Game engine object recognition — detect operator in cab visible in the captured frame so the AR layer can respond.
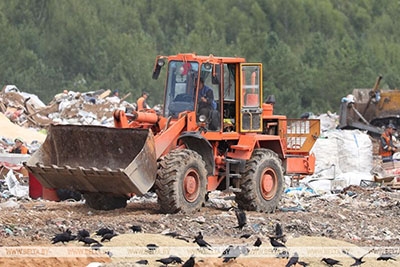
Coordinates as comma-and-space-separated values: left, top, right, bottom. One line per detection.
379, 123, 398, 162
197, 77, 219, 130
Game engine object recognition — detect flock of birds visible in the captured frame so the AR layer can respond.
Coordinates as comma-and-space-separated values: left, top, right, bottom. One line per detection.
50, 208, 398, 266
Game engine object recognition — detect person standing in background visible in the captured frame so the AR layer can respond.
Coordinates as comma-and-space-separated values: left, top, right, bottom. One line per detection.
137, 91, 150, 111
10, 138, 29, 154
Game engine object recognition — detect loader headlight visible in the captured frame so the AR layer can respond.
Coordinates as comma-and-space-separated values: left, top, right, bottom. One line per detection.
157, 58, 165, 67
203, 62, 212, 70
199, 114, 206, 122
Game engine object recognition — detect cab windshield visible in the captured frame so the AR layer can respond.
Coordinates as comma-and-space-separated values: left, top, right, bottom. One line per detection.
164, 61, 199, 117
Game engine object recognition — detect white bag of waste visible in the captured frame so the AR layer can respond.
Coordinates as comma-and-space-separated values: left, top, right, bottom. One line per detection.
4, 169, 28, 198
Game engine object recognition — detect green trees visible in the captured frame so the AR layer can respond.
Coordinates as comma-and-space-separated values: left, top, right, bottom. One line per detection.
0, 0, 398, 117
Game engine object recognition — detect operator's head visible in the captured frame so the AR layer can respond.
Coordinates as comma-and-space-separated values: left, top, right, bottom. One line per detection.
142, 91, 149, 98
14, 138, 23, 147
386, 123, 396, 133
198, 77, 205, 89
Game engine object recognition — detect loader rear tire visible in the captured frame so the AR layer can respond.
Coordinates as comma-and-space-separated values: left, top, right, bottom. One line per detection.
155, 149, 207, 214
84, 193, 128, 210
235, 148, 284, 213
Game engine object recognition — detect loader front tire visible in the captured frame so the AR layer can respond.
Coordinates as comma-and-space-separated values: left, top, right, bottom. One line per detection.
155, 149, 207, 214
235, 148, 284, 213
84, 193, 128, 210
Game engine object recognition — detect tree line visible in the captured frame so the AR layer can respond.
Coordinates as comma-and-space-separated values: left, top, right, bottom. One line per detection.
0, 0, 399, 117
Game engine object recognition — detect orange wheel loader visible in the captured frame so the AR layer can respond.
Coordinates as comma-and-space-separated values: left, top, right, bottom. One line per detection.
25, 53, 320, 213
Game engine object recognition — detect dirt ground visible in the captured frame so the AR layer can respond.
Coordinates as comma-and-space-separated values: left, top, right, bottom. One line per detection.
0, 186, 400, 267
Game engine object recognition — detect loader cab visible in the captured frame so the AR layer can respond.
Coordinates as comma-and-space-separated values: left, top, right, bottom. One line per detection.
163, 60, 198, 118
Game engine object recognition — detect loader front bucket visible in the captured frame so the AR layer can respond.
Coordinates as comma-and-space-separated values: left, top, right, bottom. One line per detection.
25, 124, 157, 197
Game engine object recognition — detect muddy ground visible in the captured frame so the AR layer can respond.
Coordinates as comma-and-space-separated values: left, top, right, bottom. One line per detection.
0, 186, 400, 267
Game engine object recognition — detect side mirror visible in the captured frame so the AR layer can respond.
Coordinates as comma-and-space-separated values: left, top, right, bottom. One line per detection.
152, 58, 165, 80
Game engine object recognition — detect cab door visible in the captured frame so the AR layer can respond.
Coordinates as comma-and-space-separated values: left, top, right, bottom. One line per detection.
239, 64, 263, 132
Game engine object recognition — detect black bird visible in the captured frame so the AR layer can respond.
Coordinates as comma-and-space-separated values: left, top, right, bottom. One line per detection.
342, 249, 372, 266
286, 252, 299, 267
77, 229, 90, 238
95, 227, 113, 237
156, 257, 175, 266
377, 254, 397, 261
135, 259, 149, 265
146, 243, 159, 251
275, 222, 283, 237
269, 222, 286, 243
269, 236, 286, 250
168, 255, 183, 264
51, 229, 73, 245
182, 255, 195, 267
240, 233, 252, 239
233, 208, 247, 230
298, 261, 310, 266
130, 225, 142, 233
101, 232, 118, 242
321, 257, 342, 266
176, 236, 190, 243
193, 236, 212, 250
78, 236, 100, 246
164, 231, 180, 238
253, 237, 262, 247
195, 231, 203, 240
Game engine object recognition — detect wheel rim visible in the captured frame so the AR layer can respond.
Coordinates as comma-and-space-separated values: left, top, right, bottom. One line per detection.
183, 169, 200, 202
260, 167, 278, 200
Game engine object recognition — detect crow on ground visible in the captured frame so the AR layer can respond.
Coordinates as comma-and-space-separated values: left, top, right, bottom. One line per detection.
163, 231, 190, 242
130, 225, 142, 233
298, 261, 310, 266
269, 236, 286, 250
233, 208, 247, 230
95, 227, 113, 237
168, 255, 183, 264
342, 249, 372, 266
321, 257, 342, 266
156, 257, 175, 266
195, 231, 203, 240
377, 254, 397, 261
164, 231, 180, 238
51, 229, 74, 245
286, 252, 299, 267
182, 255, 195, 267
78, 236, 100, 246
135, 259, 149, 265
253, 237, 262, 247
176, 236, 190, 243
275, 222, 283, 237
77, 229, 90, 238
193, 236, 212, 250
101, 232, 118, 242
240, 233, 251, 239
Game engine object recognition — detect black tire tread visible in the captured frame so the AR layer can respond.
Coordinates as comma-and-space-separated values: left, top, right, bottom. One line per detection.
235, 148, 284, 212
155, 149, 207, 214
